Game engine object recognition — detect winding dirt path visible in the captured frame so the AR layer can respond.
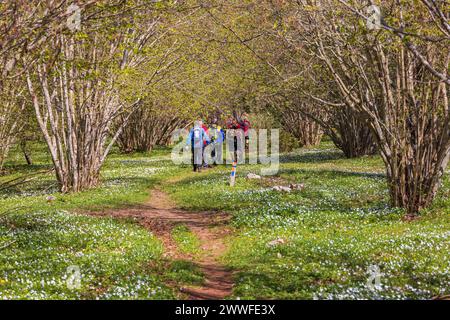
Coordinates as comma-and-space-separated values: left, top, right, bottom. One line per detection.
90, 188, 234, 300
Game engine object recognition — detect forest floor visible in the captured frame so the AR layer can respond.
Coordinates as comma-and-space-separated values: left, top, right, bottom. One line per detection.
89, 187, 234, 299
0, 141, 449, 299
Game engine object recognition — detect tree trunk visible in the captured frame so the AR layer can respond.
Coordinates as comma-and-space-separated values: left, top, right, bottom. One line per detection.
281, 106, 323, 147
117, 104, 188, 153
20, 140, 33, 165
327, 107, 378, 158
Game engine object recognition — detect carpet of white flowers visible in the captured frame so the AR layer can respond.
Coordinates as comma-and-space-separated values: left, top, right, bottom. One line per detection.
1, 142, 449, 300
0, 147, 184, 299
165, 145, 450, 300
0, 210, 171, 299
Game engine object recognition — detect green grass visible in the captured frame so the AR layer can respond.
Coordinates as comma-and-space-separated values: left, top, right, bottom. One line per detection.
164, 260, 204, 286
1, 141, 449, 300
0, 144, 195, 299
0, 210, 167, 299
171, 225, 201, 256
164, 143, 450, 300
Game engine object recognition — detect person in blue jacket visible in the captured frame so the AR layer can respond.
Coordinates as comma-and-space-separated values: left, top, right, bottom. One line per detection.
186, 120, 210, 172
209, 119, 225, 165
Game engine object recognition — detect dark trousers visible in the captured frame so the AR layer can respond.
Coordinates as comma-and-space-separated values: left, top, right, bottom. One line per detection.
192, 146, 202, 171
234, 137, 238, 162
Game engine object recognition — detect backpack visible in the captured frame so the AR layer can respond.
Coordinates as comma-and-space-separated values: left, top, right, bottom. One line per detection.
192, 127, 202, 148
210, 127, 218, 141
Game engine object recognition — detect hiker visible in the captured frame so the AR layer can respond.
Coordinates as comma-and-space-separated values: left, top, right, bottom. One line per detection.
225, 116, 235, 131
225, 116, 244, 163
239, 113, 251, 148
201, 120, 211, 168
186, 120, 210, 172
209, 118, 225, 165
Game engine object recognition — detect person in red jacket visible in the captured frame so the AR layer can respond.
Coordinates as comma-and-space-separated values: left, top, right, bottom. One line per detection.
239, 113, 251, 148
202, 121, 209, 146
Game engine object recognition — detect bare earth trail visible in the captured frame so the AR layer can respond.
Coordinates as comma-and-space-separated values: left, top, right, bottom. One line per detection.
90, 185, 234, 300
